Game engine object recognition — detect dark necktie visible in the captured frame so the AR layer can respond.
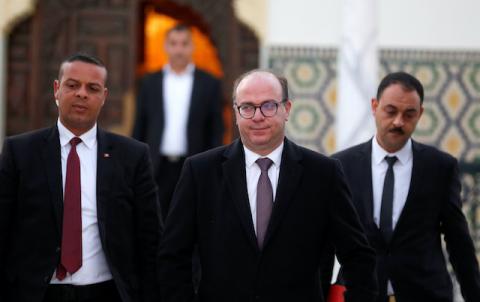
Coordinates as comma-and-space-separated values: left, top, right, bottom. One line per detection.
256, 157, 273, 250
57, 137, 83, 280
380, 155, 397, 244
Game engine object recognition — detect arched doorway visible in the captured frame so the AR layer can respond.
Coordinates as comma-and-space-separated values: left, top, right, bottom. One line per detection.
5, 0, 259, 140
140, 4, 223, 77
137, 0, 233, 142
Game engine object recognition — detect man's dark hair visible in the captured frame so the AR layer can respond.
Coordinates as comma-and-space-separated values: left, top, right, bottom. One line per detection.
232, 69, 289, 103
58, 52, 107, 82
166, 23, 192, 37
376, 71, 424, 104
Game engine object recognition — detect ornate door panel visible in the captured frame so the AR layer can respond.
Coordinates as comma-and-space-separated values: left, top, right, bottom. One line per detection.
7, 0, 137, 135
7, 0, 258, 137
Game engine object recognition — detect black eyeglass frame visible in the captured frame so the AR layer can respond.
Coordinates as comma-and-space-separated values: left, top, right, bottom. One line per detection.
234, 100, 287, 119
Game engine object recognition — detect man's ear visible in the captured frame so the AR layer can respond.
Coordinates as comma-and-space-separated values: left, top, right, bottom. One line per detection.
371, 98, 379, 114
53, 79, 60, 99
284, 100, 292, 120
102, 88, 108, 106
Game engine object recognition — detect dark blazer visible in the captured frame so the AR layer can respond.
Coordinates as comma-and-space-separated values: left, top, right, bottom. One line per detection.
132, 68, 224, 166
0, 126, 161, 302
333, 139, 480, 302
158, 138, 377, 302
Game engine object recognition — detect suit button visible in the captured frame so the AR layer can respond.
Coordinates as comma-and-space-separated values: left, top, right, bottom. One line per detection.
56, 246, 61, 252
44, 275, 50, 283
255, 295, 260, 301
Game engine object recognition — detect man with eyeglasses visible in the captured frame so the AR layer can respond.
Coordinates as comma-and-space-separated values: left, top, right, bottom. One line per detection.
158, 69, 377, 302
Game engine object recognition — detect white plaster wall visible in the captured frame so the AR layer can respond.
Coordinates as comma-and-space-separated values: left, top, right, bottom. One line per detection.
266, 0, 480, 49
267, 0, 341, 47
234, 0, 267, 43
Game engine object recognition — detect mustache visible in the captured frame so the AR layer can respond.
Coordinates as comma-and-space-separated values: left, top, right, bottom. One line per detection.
389, 127, 404, 134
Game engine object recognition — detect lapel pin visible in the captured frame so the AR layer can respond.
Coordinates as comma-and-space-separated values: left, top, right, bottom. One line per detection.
103, 153, 110, 158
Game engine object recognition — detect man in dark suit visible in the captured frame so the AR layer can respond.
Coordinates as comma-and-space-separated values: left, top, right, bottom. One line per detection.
158, 70, 377, 302
333, 71, 480, 302
0, 53, 161, 302
132, 23, 224, 218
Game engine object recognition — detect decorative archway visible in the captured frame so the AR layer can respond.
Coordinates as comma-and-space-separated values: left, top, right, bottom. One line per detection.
5, 0, 259, 139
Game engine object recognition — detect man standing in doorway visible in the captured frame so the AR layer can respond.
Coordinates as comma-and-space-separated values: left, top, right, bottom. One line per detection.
132, 23, 224, 219
333, 71, 480, 302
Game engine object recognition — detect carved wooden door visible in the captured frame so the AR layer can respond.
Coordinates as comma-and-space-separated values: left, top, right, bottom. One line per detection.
7, 0, 137, 135
6, 0, 258, 137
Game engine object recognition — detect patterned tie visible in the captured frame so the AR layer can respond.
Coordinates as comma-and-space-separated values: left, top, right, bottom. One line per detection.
57, 137, 82, 280
380, 156, 398, 244
256, 157, 274, 249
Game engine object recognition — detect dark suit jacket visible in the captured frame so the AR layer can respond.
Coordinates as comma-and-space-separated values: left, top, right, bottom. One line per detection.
132, 68, 224, 167
333, 139, 480, 302
0, 126, 161, 302
158, 138, 377, 302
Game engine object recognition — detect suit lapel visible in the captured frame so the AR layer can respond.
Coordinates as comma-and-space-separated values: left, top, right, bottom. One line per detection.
155, 71, 165, 137
186, 70, 201, 147
41, 126, 64, 235
222, 140, 259, 252
96, 128, 114, 238
391, 140, 425, 242
359, 141, 377, 229
263, 139, 303, 249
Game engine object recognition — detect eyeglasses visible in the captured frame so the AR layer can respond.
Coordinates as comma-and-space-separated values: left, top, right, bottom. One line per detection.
235, 100, 284, 119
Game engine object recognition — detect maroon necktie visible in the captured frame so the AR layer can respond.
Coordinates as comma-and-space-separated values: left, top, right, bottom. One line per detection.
256, 157, 273, 249
57, 137, 82, 280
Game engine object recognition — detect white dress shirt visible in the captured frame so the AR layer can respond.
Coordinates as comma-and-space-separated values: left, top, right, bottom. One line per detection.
160, 63, 195, 156
244, 143, 283, 234
371, 136, 413, 294
51, 120, 112, 285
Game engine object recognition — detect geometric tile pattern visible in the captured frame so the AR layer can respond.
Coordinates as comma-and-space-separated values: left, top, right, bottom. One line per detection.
381, 50, 480, 162
267, 47, 480, 300
268, 47, 480, 163
268, 47, 337, 154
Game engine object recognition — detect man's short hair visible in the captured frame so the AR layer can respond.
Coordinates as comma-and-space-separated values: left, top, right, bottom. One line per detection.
376, 71, 424, 104
166, 23, 192, 37
232, 69, 289, 103
58, 53, 107, 82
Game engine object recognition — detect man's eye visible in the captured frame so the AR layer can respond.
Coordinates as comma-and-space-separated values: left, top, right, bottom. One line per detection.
405, 112, 416, 119
262, 102, 276, 110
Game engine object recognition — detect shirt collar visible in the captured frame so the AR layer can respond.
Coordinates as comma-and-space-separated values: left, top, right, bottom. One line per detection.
244, 142, 284, 169
163, 63, 195, 76
372, 136, 412, 166
57, 119, 97, 149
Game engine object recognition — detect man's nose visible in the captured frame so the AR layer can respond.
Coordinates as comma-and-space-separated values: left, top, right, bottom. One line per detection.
252, 107, 265, 121
393, 114, 404, 127
75, 85, 88, 99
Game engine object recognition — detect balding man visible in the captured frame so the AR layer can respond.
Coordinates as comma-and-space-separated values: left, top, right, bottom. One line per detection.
158, 70, 377, 302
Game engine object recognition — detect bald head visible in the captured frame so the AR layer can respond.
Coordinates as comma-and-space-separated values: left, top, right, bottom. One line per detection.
232, 70, 289, 104
232, 69, 292, 156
